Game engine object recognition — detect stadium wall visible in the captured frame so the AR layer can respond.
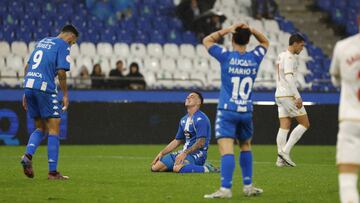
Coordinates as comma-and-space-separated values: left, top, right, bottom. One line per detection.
0, 101, 338, 146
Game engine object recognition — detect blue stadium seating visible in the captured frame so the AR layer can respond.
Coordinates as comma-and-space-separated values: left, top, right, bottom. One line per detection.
0, 0, 199, 45
317, 0, 359, 36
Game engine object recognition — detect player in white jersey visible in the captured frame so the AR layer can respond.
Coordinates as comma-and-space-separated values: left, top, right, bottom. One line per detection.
330, 12, 360, 203
275, 33, 310, 167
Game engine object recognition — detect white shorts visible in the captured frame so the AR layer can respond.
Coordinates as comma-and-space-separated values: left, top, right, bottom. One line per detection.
336, 121, 360, 165
275, 97, 307, 118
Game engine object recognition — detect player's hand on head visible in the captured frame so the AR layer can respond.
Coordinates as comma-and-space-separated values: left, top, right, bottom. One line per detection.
22, 94, 27, 111
62, 95, 69, 111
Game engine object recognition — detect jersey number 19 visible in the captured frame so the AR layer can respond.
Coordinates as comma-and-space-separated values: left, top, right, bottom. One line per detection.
231, 76, 253, 100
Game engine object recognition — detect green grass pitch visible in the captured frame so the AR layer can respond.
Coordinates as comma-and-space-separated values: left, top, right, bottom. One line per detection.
0, 145, 339, 202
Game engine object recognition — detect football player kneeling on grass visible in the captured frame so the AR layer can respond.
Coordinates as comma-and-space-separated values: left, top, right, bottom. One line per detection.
151, 91, 219, 173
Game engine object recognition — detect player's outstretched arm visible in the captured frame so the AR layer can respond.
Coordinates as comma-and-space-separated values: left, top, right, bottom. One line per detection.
151, 139, 183, 165
58, 70, 69, 111
250, 28, 269, 49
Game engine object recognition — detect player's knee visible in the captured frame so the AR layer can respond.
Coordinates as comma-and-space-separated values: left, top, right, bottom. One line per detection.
300, 122, 310, 129
151, 165, 160, 172
240, 140, 251, 151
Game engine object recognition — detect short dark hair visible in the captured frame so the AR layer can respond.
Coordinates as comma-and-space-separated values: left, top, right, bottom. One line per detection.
289, 33, 305, 45
61, 24, 79, 37
192, 91, 204, 105
130, 62, 139, 69
116, 60, 123, 65
232, 27, 252, 45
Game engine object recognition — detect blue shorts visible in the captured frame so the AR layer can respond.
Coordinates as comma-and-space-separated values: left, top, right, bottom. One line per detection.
25, 88, 61, 119
215, 109, 253, 141
160, 151, 206, 171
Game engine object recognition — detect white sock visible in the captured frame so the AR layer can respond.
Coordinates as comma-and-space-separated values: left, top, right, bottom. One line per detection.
284, 125, 307, 154
339, 173, 359, 203
204, 166, 209, 173
276, 128, 289, 153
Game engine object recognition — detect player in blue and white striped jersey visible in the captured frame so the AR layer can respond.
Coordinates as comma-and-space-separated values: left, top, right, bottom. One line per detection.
151, 92, 218, 173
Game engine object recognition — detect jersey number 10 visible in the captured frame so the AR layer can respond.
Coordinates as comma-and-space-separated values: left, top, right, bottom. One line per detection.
231, 76, 253, 100
31, 50, 43, 69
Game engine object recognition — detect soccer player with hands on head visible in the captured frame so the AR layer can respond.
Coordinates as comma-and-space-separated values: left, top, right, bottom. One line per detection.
202, 22, 269, 198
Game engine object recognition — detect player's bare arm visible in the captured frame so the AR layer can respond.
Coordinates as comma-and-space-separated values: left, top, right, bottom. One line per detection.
284, 73, 302, 108
58, 69, 68, 111
151, 139, 183, 165
175, 138, 206, 165
22, 64, 29, 111
202, 23, 244, 49
250, 27, 269, 49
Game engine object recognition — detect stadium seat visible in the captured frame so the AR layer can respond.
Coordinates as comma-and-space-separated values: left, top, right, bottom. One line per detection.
99, 58, 111, 75
114, 43, 130, 58
174, 71, 190, 80
6, 54, 24, 72
144, 72, 156, 88
263, 20, 280, 34
0, 57, 6, 69
80, 42, 96, 57
75, 56, 93, 73
130, 43, 147, 58
163, 43, 179, 59
160, 58, 176, 73
97, 43, 113, 58
70, 44, 80, 58
177, 58, 193, 73
146, 43, 163, 58
0, 41, 10, 57
195, 44, 210, 59
190, 72, 207, 87
144, 57, 161, 72
156, 71, 173, 80
0, 68, 20, 87
192, 58, 209, 73
28, 41, 36, 53
179, 44, 196, 59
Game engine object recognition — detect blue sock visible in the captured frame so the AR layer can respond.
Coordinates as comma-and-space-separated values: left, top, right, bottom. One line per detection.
221, 154, 235, 189
240, 151, 253, 186
25, 129, 44, 156
179, 164, 205, 173
48, 135, 59, 172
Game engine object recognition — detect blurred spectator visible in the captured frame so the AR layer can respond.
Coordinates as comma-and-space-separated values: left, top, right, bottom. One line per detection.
86, 0, 134, 22
251, 0, 278, 19
126, 62, 146, 90
76, 65, 91, 89
109, 60, 128, 89
91, 63, 106, 89
193, 10, 226, 42
176, 0, 216, 31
